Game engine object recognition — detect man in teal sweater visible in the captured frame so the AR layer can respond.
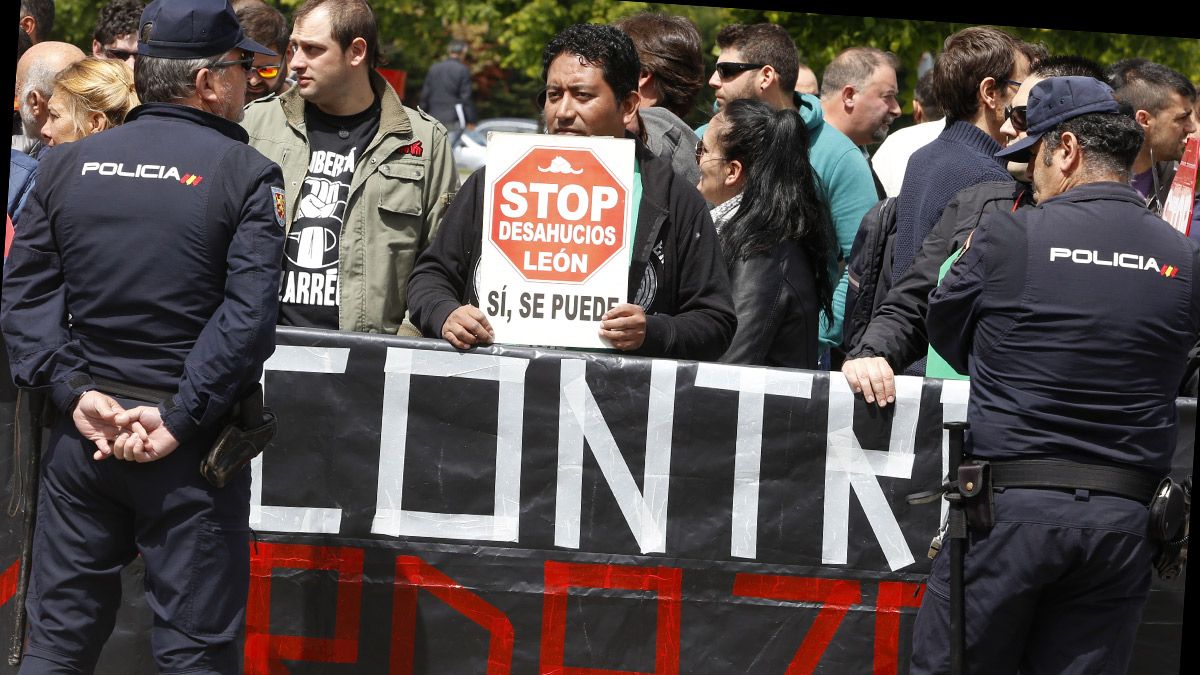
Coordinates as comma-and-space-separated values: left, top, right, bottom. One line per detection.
698, 23, 877, 358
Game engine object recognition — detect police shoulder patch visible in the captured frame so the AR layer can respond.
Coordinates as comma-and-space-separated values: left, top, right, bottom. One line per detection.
271, 187, 287, 228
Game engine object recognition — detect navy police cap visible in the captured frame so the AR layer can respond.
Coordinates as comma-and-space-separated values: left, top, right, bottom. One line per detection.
138, 0, 276, 59
996, 76, 1121, 162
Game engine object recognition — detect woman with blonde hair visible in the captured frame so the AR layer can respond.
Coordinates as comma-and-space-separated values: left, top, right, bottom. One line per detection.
41, 57, 139, 147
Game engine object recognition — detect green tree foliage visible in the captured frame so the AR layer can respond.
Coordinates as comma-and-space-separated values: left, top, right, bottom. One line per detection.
46, 1, 1199, 122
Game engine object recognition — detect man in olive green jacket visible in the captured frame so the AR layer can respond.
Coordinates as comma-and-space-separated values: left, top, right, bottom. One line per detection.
241, 0, 458, 334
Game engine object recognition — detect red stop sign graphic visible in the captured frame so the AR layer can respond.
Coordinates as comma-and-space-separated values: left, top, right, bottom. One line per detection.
490, 147, 628, 283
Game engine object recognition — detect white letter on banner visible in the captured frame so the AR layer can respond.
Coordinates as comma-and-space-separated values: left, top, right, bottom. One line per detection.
254, 346, 351, 533
693, 363, 814, 559
555, 358, 676, 553
823, 376, 921, 571
940, 380, 971, 525
372, 348, 528, 542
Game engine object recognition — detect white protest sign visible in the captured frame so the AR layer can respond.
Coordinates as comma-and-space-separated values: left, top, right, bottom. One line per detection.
479, 133, 636, 349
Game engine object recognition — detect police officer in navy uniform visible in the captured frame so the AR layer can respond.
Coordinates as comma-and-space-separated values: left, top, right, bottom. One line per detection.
911, 76, 1200, 674
0, 0, 285, 671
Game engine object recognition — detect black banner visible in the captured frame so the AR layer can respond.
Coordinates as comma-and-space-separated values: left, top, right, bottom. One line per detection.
0, 327, 1191, 672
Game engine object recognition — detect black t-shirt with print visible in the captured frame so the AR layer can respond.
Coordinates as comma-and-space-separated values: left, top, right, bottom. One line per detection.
278, 98, 381, 328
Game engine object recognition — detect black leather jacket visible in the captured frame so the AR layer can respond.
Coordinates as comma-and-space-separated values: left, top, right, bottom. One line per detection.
720, 239, 821, 369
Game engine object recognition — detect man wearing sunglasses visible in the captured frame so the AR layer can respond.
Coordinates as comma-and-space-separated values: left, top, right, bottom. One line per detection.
236, 0, 293, 101
91, 0, 144, 70
700, 23, 878, 363
2, 0, 285, 670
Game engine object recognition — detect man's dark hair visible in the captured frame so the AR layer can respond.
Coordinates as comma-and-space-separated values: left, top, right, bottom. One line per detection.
1031, 55, 1106, 81
715, 23, 799, 94
236, 1, 290, 55
94, 0, 145, 47
1042, 112, 1144, 178
541, 23, 640, 101
17, 24, 33, 61
1017, 41, 1048, 66
20, 0, 54, 41
294, 0, 380, 70
613, 12, 704, 119
913, 70, 943, 120
819, 47, 899, 100
932, 26, 1021, 122
1108, 59, 1197, 114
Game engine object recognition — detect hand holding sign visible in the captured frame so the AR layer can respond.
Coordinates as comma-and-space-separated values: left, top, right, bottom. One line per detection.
599, 303, 646, 351
442, 304, 495, 349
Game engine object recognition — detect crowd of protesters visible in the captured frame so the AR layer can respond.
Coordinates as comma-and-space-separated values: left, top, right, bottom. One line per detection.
11, 1, 1199, 374
5, 0, 1200, 672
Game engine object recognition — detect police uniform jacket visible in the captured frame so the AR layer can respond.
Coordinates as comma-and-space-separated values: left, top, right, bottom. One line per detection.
927, 181, 1200, 474
1, 103, 286, 445
241, 70, 459, 334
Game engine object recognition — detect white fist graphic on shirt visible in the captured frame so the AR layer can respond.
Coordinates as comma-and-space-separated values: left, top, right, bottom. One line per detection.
298, 177, 349, 222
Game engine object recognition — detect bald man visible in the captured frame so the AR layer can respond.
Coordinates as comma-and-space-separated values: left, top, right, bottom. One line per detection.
14, 41, 86, 157
794, 64, 819, 95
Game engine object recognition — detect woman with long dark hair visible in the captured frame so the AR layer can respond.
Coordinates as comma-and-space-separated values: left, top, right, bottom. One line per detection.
696, 97, 835, 368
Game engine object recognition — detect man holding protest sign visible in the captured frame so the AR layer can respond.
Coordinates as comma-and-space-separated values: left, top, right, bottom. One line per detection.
407, 23, 735, 360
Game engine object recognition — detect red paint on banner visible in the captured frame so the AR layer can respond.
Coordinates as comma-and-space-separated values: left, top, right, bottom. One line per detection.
733, 574, 863, 674
390, 555, 514, 675
873, 582, 925, 675
540, 560, 682, 675
244, 543, 364, 674
0, 560, 18, 606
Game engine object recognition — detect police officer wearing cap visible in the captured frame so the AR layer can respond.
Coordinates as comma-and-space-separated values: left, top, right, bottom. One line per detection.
910, 76, 1200, 674
0, 0, 285, 671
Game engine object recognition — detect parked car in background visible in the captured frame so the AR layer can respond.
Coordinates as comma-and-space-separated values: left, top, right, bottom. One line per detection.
452, 117, 542, 174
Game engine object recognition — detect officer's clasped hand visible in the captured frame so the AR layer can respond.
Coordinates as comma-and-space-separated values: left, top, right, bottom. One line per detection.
71, 390, 147, 461
111, 406, 181, 462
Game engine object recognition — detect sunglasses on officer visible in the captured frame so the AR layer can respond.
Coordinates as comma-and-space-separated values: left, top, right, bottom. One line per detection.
714, 62, 766, 79
1005, 104, 1028, 133
207, 53, 256, 73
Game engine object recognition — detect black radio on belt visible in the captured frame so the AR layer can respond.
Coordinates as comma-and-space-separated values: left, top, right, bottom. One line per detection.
1149, 475, 1190, 580
200, 384, 277, 488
